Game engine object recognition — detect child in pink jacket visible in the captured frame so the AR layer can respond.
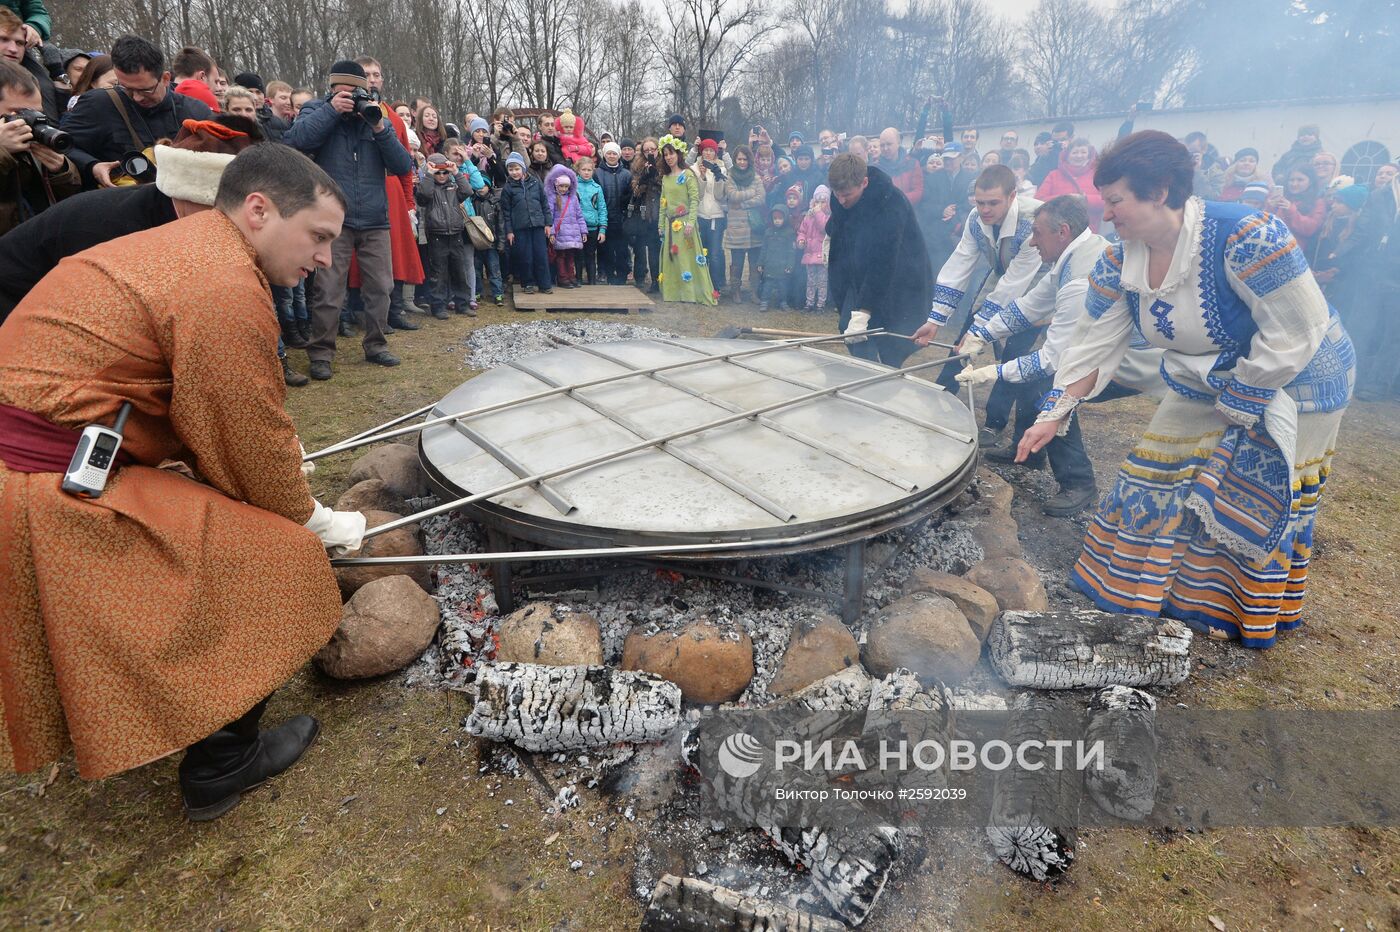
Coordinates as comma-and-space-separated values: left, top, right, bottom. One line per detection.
797, 184, 831, 310
546, 163, 588, 287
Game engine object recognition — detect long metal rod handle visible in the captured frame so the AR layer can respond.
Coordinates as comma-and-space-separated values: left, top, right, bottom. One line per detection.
302, 330, 887, 463
359, 351, 972, 542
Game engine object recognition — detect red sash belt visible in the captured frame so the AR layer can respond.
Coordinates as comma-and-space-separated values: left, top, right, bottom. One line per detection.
0, 403, 134, 473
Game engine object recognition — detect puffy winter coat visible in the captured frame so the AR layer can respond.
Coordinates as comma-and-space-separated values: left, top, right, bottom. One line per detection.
1036, 146, 1104, 231
500, 172, 551, 233
414, 173, 469, 236
472, 187, 507, 253
576, 176, 608, 232
758, 220, 797, 275
797, 209, 829, 265
596, 160, 632, 224
284, 97, 413, 231
545, 163, 588, 249
558, 113, 595, 163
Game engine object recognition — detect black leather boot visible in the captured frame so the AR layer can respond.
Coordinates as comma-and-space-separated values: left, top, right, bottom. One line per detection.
280, 317, 307, 349
179, 699, 320, 822
387, 311, 420, 331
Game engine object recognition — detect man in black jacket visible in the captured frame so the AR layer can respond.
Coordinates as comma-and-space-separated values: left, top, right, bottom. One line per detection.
62, 35, 213, 188
826, 154, 931, 367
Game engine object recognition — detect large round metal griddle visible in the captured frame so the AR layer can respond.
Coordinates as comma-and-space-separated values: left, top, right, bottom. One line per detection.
418, 337, 977, 558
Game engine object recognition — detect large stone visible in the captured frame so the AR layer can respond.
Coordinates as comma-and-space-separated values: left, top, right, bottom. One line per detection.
315, 574, 440, 678
495, 602, 604, 666
346, 443, 427, 500
976, 467, 1014, 513
863, 593, 981, 685
900, 568, 1001, 641
969, 514, 1022, 560
335, 509, 432, 598
335, 478, 409, 517
767, 613, 860, 697
622, 621, 755, 704
963, 557, 1049, 613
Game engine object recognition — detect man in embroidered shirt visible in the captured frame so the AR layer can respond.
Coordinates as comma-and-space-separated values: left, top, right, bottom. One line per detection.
953, 196, 1108, 514
912, 164, 1045, 442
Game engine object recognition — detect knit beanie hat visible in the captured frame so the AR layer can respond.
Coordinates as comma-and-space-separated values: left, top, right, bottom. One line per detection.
620, 137, 636, 150
469, 117, 489, 135
1334, 184, 1369, 211
942, 141, 963, 156
667, 113, 685, 128
602, 141, 621, 158
812, 184, 830, 205
1297, 123, 1320, 139
794, 144, 814, 160
786, 183, 803, 200
505, 151, 527, 169
1234, 147, 1259, 162
328, 60, 368, 90
426, 153, 450, 166
1240, 180, 1270, 203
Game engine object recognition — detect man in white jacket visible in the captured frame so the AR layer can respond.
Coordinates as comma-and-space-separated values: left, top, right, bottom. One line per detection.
954, 194, 1162, 515
912, 164, 1044, 442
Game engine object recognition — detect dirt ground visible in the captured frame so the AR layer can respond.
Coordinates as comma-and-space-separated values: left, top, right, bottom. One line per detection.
2, 295, 1398, 931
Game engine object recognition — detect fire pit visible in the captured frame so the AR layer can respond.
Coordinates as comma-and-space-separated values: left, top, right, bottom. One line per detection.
417, 336, 978, 620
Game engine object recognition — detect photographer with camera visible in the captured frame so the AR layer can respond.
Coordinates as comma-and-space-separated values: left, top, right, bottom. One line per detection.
283, 59, 412, 380
61, 35, 213, 189
0, 59, 77, 235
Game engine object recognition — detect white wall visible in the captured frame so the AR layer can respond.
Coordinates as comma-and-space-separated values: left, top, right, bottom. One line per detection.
938, 98, 1400, 181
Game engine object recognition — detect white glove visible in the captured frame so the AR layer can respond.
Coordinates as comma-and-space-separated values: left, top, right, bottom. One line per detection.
959, 331, 988, 357
844, 310, 871, 343
299, 440, 316, 477
408, 209, 419, 236
955, 364, 998, 386
304, 500, 368, 556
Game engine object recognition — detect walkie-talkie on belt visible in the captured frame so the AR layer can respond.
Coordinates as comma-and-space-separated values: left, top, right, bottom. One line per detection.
61, 402, 132, 499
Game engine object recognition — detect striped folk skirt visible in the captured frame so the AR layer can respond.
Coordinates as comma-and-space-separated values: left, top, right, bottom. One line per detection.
1073, 392, 1344, 649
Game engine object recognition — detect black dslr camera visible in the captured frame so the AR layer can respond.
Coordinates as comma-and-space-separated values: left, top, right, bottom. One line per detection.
4, 108, 72, 152
349, 87, 382, 124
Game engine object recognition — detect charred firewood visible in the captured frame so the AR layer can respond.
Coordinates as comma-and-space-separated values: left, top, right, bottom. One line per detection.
986, 691, 1085, 881
987, 609, 1192, 690
641, 874, 847, 931
1084, 685, 1158, 821
766, 824, 904, 927
463, 662, 681, 752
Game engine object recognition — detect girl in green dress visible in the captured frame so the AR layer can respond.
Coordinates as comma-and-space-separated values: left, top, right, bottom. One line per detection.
656, 143, 718, 305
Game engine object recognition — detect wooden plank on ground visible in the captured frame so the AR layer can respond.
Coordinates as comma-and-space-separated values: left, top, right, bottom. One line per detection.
510, 284, 654, 314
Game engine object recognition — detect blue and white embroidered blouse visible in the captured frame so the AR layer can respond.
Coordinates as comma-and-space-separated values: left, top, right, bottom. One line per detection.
1052, 197, 1354, 422
928, 194, 1045, 326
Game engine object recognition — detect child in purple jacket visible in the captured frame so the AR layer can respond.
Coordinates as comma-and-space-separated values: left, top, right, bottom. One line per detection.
546, 163, 588, 288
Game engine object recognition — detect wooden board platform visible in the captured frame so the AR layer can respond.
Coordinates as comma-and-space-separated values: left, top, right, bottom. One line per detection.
511, 284, 654, 314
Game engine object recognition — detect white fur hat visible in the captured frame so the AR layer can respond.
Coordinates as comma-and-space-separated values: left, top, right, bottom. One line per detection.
154, 144, 237, 206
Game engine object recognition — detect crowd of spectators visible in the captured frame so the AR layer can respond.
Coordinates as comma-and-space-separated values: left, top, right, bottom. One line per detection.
1, 6, 1396, 398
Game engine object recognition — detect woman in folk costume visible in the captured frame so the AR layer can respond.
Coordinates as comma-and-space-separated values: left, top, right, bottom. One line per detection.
656, 139, 717, 305
0, 145, 365, 819
1019, 131, 1354, 648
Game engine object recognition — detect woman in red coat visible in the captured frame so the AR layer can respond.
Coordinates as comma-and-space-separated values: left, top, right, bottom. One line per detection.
1035, 137, 1104, 231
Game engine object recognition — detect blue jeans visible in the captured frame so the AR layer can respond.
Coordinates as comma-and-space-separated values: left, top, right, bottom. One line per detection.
510, 228, 552, 288
273, 280, 308, 321
476, 247, 504, 297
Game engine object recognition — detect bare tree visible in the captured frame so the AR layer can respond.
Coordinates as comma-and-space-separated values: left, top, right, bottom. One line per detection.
1019, 0, 1108, 117
658, 0, 775, 123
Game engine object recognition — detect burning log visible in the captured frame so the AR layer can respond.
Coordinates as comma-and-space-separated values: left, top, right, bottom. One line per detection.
766, 824, 904, 927
986, 692, 1085, 881
463, 662, 681, 752
1084, 685, 1158, 821
641, 874, 847, 932
987, 609, 1192, 690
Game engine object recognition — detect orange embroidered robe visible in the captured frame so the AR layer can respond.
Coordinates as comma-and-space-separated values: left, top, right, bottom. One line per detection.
0, 210, 343, 779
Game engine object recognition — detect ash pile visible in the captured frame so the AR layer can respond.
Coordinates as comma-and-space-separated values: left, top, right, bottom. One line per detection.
464, 319, 678, 370
315, 326, 1197, 929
